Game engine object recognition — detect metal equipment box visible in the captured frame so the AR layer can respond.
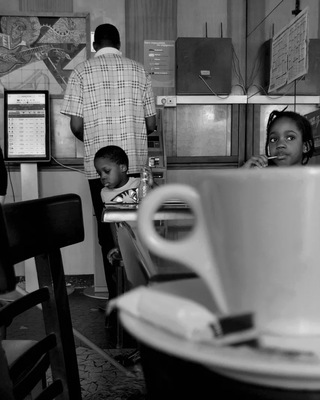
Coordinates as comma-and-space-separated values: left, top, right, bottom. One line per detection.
176, 37, 232, 95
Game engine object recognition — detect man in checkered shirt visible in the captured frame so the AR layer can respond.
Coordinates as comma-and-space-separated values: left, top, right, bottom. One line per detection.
61, 24, 156, 317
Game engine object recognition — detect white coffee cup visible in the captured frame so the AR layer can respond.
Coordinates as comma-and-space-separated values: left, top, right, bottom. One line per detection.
137, 167, 320, 351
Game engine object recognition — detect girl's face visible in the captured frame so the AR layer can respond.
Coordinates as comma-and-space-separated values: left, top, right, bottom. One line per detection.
267, 117, 305, 166
94, 157, 127, 189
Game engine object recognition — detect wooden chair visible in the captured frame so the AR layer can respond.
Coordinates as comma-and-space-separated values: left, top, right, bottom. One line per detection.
0, 193, 84, 400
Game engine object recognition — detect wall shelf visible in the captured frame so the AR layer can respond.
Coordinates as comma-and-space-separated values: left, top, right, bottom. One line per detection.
157, 95, 320, 106
247, 95, 320, 104
156, 95, 247, 106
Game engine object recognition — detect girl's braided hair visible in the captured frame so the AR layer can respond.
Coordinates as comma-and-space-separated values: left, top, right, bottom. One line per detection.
265, 109, 315, 165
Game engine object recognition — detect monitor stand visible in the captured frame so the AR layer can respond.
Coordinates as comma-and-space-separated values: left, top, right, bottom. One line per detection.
21, 163, 39, 293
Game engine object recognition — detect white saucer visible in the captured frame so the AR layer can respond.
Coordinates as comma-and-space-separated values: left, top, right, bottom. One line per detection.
118, 273, 320, 393
120, 310, 320, 390
260, 332, 320, 357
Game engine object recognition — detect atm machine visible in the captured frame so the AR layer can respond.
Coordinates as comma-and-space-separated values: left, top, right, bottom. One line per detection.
148, 108, 167, 185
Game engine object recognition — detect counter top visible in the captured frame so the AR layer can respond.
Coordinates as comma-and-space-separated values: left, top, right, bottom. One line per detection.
102, 201, 193, 223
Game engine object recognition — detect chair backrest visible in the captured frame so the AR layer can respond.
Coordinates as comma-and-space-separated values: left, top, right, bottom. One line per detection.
0, 206, 16, 295
115, 221, 196, 290
115, 222, 151, 289
0, 193, 84, 400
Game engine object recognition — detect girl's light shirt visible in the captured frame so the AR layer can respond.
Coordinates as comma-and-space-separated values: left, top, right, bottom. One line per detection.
101, 177, 140, 203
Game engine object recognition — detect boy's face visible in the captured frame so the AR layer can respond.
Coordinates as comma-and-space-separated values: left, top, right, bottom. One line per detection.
268, 117, 305, 166
94, 157, 128, 189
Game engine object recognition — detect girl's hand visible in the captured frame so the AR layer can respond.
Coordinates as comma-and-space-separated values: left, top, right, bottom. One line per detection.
242, 155, 269, 169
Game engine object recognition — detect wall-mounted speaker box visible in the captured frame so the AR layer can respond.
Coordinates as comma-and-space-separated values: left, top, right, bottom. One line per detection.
262, 38, 320, 95
176, 37, 232, 95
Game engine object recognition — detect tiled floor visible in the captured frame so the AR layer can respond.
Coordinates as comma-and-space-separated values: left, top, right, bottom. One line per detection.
5, 280, 147, 400
68, 288, 147, 400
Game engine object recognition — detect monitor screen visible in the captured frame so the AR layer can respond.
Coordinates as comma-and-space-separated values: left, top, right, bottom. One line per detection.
4, 90, 50, 162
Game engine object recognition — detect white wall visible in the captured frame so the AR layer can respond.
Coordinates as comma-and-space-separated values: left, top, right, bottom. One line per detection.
74, 0, 126, 54
0, 0, 20, 13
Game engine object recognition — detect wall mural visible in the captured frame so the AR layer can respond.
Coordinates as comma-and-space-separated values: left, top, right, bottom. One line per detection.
0, 15, 89, 95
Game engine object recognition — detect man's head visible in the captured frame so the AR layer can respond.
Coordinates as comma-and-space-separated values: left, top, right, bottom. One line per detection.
93, 24, 120, 52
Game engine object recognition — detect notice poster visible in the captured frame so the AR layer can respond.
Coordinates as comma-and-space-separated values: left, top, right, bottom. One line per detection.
269, 7, 308, 92
144, 40, 175, 88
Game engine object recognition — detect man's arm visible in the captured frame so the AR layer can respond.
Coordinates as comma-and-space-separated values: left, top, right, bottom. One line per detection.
145, 114, 157, 135
70, 115, 84, 142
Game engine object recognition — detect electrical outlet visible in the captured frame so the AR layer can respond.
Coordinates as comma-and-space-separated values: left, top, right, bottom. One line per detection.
166, 96, 176, 106
156, 96, 177, 107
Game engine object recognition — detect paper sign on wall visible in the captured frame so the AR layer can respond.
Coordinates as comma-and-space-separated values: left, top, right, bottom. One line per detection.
269, 7, 308, 93
144, 40, 175, 88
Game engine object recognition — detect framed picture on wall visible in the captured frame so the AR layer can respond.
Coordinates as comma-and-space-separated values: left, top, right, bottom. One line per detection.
0, 13, 90, 97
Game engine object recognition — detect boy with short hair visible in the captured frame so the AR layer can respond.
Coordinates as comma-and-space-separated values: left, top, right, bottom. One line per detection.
94, 145, 140, 204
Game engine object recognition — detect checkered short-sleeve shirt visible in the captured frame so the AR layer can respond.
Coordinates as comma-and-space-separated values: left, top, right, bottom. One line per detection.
61, 48, 156, 178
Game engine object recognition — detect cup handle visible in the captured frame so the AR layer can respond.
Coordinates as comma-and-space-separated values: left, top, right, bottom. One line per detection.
137, 184, 229, 314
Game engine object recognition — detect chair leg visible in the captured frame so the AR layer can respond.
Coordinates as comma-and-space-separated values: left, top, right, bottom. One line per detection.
115, 261, 124, 349
108, 248, 125, 349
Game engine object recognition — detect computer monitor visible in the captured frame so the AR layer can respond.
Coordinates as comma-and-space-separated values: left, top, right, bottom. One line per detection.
4, 90, 50, 162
